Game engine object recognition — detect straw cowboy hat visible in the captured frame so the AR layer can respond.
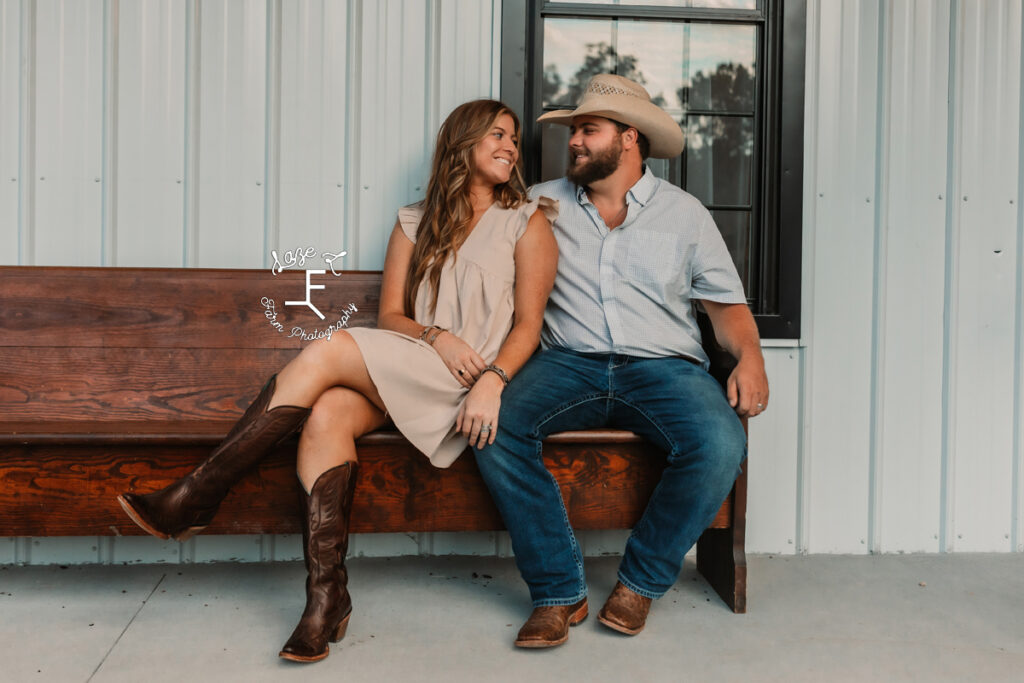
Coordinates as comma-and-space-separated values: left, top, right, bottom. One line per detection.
537, 74, 684, 159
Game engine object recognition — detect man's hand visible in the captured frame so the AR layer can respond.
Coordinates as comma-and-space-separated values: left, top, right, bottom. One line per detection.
726, 355, 769, 418
700, 300, 769, 418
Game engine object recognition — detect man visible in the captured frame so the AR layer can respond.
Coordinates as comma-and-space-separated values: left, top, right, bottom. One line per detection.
472, 74, 769, 648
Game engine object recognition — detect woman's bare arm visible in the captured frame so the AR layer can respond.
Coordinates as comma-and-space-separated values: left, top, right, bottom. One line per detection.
489, 208, 558, 380
376, 220, 425, 337
458, 208, 558, 447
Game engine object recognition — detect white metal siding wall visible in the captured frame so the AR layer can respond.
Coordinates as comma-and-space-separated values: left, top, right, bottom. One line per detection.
802, 0, 1024, 554
2, 0, 1022, 564
0, 0, 500, 272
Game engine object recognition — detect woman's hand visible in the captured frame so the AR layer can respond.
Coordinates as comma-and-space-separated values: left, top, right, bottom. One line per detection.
431, 331, 488, 388
456, 372, 504, 448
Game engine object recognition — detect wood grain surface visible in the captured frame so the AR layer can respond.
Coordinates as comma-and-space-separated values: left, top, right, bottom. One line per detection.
0, 439, 731, 536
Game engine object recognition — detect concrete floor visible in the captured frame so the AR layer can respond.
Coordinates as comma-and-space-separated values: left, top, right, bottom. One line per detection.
1, 554, 1021, 683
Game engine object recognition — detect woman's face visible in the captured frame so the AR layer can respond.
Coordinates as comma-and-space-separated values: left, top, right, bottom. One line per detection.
470, 113, 519, 188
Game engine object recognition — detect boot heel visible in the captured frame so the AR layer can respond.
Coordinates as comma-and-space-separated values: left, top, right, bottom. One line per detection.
331, 612, 351, 643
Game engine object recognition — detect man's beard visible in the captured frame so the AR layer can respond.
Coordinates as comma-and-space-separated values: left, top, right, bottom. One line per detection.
566, 137, 622, 186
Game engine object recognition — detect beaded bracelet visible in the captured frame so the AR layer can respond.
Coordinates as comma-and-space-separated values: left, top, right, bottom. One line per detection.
419, 325, 445, 345
481, 364, 510, 386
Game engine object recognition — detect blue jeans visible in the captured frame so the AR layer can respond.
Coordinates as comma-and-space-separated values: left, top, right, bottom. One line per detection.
473, 347, 747, 606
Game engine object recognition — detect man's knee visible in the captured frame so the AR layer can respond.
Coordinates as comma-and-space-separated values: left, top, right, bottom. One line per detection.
710, 410, 747, 458
665, 406, 746, 478
697, 412, 747, 482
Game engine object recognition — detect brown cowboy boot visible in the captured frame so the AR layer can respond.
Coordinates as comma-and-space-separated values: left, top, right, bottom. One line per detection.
597, 581, 653, 635
279, 462, 359, 663
117, 374, 310, 541
514, 598, 589, 648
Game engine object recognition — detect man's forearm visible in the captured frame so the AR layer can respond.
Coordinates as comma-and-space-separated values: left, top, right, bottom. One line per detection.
700, 300, 769, 416
700, 301, 763, 364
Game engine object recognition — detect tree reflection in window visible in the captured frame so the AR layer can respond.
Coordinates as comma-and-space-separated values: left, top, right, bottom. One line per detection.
543, 42, 668, 109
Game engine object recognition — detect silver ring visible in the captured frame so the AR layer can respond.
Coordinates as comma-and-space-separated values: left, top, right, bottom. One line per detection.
757, 403, 764, 409
480, 424, 492, 434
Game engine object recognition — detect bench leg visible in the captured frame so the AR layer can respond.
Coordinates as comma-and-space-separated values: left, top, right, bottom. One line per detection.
696, 527, 746, 613
695, 462, 747, 614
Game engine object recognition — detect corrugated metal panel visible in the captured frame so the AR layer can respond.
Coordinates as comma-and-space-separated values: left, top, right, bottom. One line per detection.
27, 537, 101, 565
746, 348, 802, 554
1, 537, 16, 564
353, 0, 432, 270
949, 0, 1020, 552
277, 0, 348, 268
0, 0, 20, 265
876, 0, 949, 553
804, 0, 881, 553
436, 0, 498, 117
103, 535, 181, 565
115, 0, 186, 266
34, 0, 104, 266
193, 0, 266, 268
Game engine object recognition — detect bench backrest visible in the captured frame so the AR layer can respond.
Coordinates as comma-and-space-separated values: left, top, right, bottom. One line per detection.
1, 266, 380, 430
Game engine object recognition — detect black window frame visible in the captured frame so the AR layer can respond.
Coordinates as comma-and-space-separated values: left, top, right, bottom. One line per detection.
500, 0, 805, 339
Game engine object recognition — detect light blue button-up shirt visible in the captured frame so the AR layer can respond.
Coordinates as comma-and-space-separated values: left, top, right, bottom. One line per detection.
530, 166, 747, 368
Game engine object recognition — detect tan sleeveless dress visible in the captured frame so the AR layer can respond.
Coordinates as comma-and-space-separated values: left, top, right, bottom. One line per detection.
347, 196, 558, 468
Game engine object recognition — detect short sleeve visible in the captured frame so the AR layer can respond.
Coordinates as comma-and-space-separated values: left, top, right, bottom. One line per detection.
690, 212, 748, 304
396, 202, 425, 243
515, 195, 559, 241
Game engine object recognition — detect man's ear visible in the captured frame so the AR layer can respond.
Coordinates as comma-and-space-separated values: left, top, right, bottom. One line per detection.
621, 126, 640, 151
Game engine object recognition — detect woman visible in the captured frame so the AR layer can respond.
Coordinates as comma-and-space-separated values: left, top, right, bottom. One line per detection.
116, 99, 558, 663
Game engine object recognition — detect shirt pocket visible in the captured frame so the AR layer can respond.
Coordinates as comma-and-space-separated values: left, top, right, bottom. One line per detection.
624, 232, 687, 295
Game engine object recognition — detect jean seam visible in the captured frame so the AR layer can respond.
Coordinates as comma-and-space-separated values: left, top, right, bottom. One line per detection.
609, 395, 682, 584
533, 595, 588, 607
609, 396, 680, 459
532, 393, 606, 431
543, 462, 587, 602
529, 409, 591, 607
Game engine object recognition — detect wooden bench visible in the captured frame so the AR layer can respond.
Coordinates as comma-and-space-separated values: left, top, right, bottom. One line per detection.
0, 265, 747, 612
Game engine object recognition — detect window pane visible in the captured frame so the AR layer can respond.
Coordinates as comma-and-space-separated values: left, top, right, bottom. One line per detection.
564, 1, 756, 8
682, 24, 757, 111
710, 210, 752, 297
685, 115, 753, 206
541, 122, 571, 182
542, 19, 613, 107
617, 21, 686, 112
644, 155, 682, 185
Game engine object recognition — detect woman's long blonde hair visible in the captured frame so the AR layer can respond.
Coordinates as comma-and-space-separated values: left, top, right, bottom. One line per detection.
404, 100, 528, 316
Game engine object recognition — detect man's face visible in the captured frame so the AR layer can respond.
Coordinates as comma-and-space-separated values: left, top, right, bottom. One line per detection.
566, 116, 623, 186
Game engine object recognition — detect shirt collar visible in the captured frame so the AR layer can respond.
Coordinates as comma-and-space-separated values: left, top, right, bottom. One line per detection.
574, 164, 658, 207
